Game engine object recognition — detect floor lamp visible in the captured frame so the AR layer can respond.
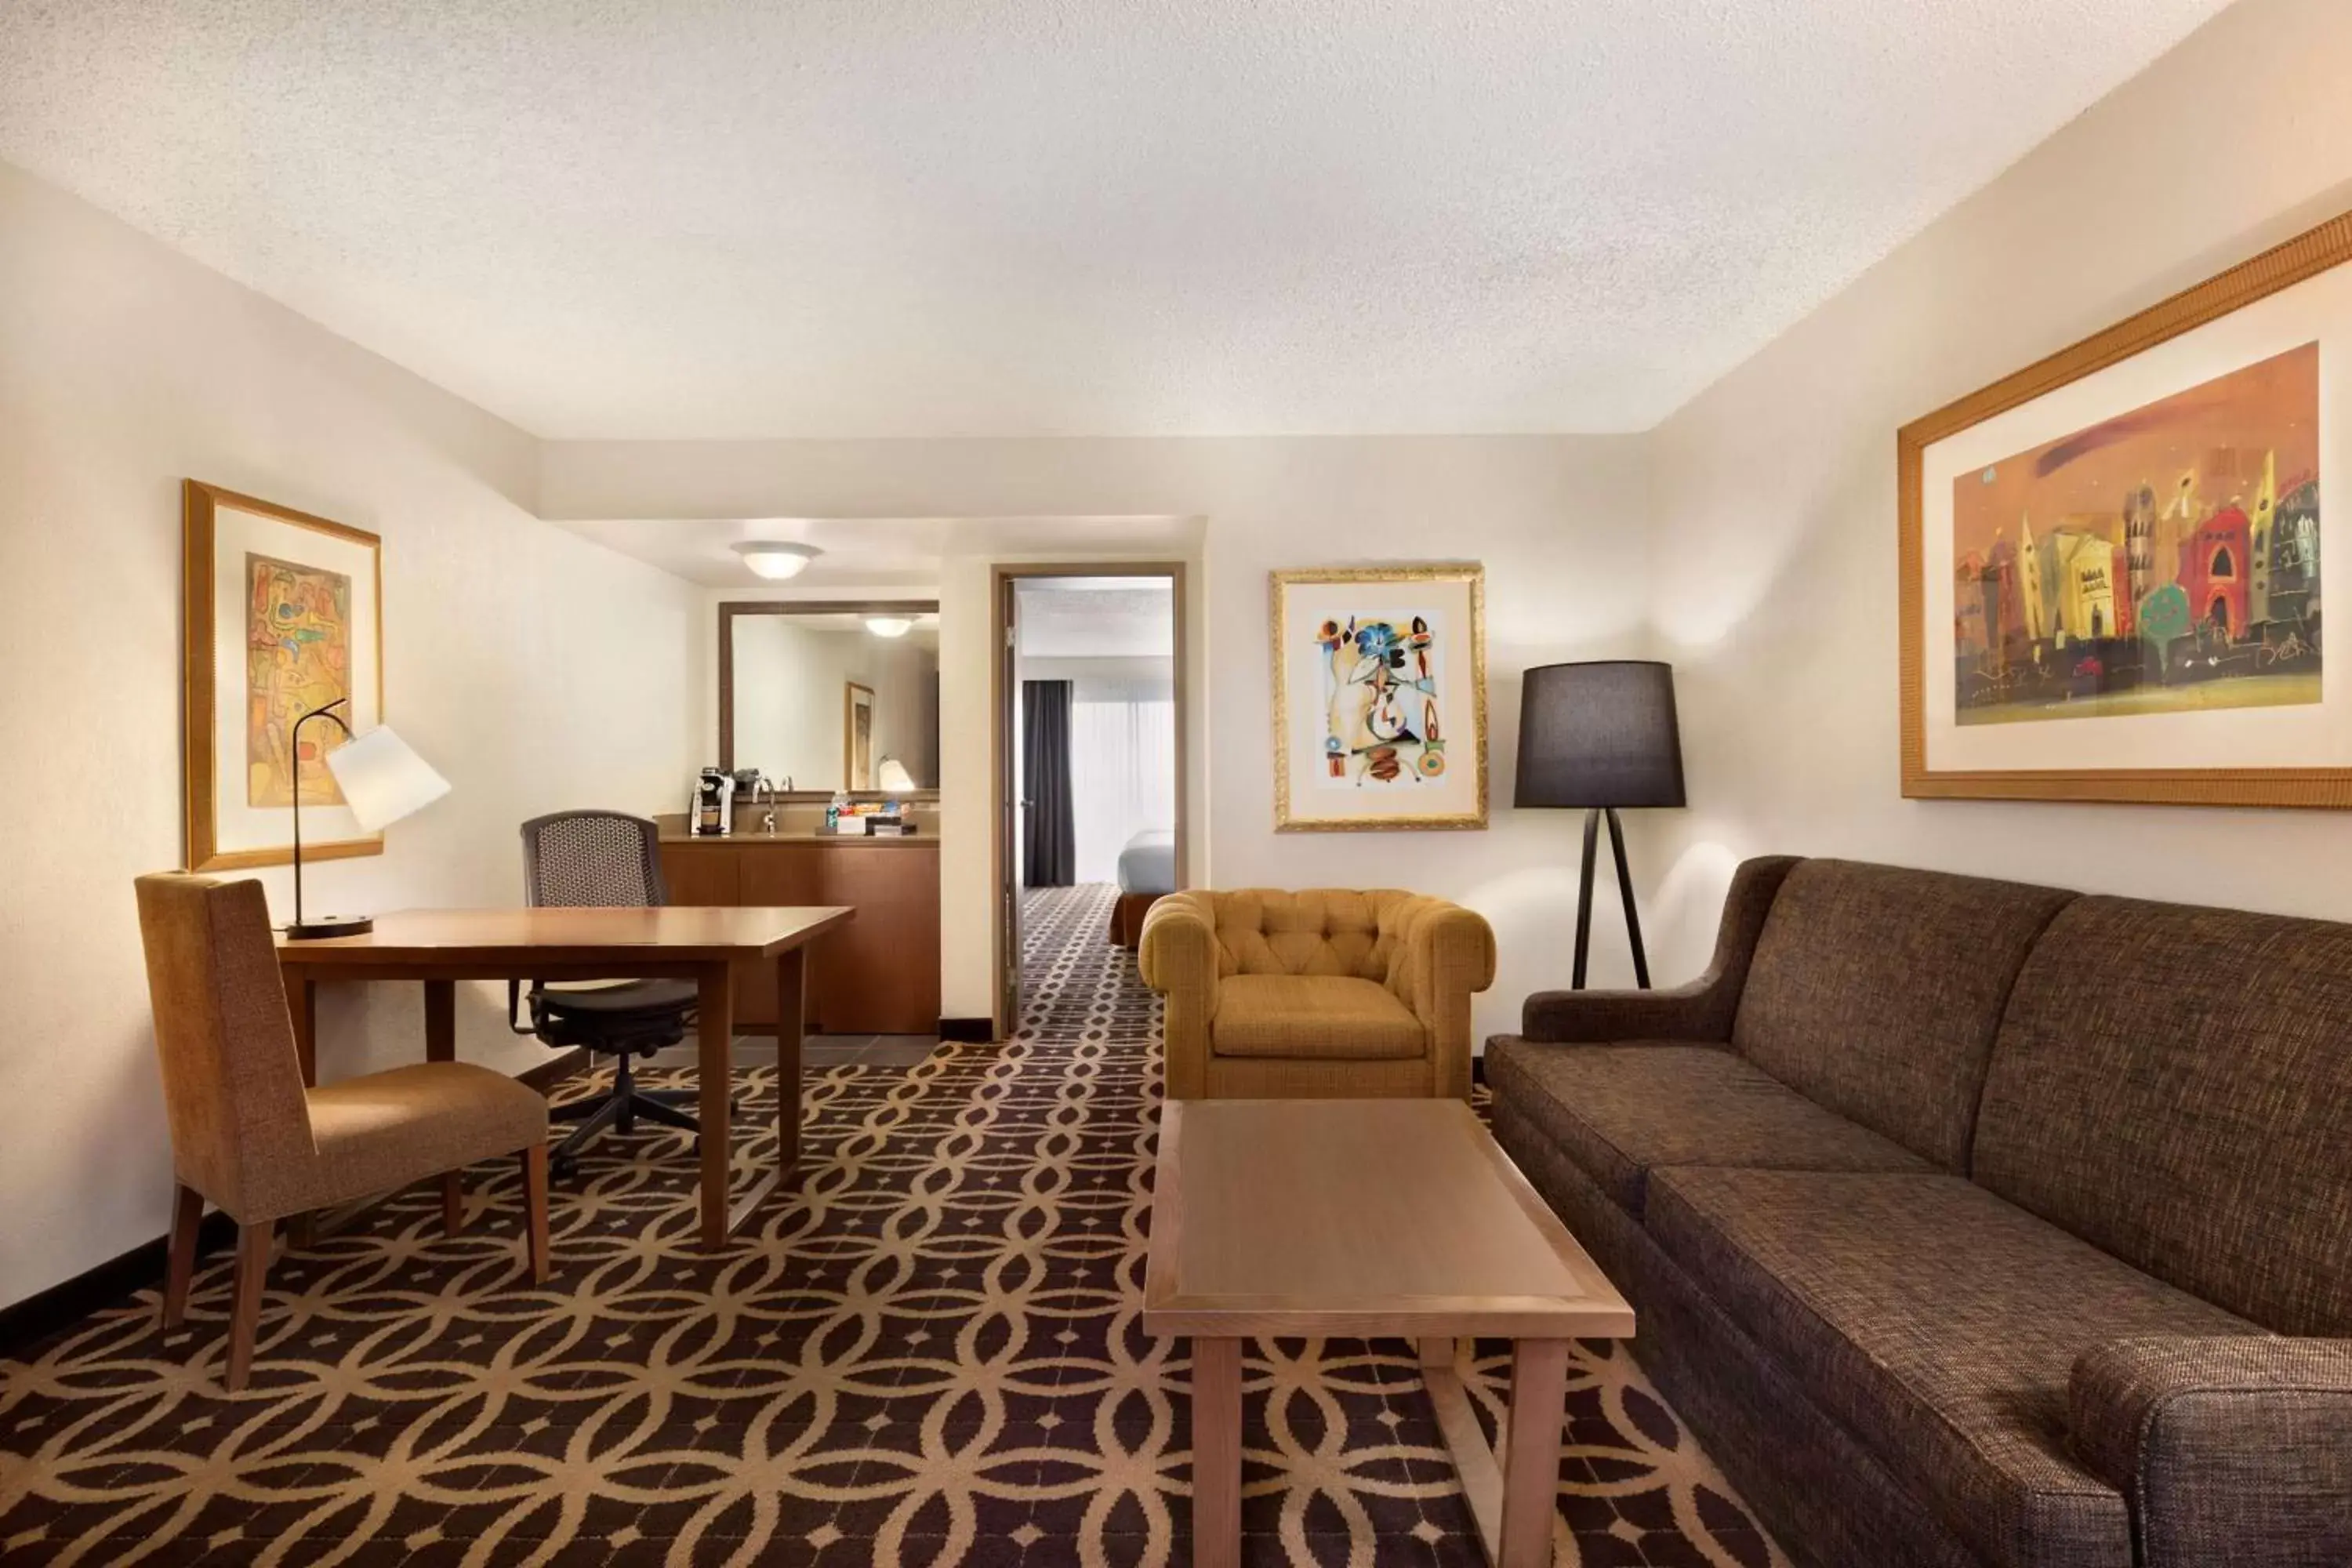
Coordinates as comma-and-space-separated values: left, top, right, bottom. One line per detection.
1514, 661, 1686, 989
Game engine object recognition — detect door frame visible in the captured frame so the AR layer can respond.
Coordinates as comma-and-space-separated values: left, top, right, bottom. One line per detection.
992, 562, 1192, 1038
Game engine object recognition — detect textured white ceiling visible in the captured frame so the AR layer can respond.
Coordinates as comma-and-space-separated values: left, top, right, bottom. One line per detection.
0, 0, 2233, 439
1016, 579, 1177, 660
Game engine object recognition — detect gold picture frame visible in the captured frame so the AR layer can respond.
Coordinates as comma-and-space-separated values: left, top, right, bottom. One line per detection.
1271, 564, 1488, 831
183, 480, 387, 869
1900, 206, 2352, 808
844, 681, 876, 791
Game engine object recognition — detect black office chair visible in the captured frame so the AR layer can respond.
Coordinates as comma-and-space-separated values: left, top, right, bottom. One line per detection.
512, 810, 703, 1174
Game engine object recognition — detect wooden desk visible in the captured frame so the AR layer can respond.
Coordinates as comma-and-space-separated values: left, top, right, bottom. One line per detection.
277, 905, 854, 1250
1144, 1100, 1634, 1568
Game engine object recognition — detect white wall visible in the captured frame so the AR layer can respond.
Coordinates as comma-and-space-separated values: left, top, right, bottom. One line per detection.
1641, 0, 2352, 979
0, 162, 702, 1308
544, 437, 1655, 1032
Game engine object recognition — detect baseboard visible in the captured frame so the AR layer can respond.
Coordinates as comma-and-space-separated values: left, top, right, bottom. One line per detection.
0, 1048, 593, 1359
938, 1017, 994, 1043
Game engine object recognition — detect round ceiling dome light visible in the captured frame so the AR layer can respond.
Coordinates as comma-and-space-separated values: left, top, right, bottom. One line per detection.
731, 540, 822, 580
865, 615, 914, 638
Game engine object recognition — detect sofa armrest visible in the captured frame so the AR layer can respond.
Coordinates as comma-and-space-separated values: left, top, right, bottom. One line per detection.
1398, 900, 1495, 1099
2070, 1335, 2352, 1567
1519, 854, 1800, 1044
1138, 895, 1220, 1099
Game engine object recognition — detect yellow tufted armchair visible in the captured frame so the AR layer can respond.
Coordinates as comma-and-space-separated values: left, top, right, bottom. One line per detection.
1138, 889, 1496, 1100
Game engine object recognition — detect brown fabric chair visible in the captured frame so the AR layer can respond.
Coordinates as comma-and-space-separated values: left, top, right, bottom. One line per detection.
1138, 888, 1494, 1099
134, 873, 551, 1391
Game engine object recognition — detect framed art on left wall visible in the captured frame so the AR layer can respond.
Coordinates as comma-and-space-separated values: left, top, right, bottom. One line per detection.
182, 480, 385, 870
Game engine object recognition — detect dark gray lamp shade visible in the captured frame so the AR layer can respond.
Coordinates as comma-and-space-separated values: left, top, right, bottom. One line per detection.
1515, 661, 1686, 808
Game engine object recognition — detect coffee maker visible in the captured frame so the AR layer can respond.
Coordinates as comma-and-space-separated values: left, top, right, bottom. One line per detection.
688, 767, 734, 837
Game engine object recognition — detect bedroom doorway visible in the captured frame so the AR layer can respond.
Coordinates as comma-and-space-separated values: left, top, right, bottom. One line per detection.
994, 565, 1188, 1035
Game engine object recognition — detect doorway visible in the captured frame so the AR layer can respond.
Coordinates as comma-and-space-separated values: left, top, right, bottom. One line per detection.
993, 565, 1188, 1036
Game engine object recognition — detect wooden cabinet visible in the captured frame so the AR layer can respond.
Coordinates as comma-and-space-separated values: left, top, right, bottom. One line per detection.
659, 837, 940, 1036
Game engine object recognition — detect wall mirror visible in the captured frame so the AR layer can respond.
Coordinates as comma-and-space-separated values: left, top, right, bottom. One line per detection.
720, 601, 940, 793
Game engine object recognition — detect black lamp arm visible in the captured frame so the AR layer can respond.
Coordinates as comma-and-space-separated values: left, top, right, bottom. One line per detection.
289, 698, 354, 929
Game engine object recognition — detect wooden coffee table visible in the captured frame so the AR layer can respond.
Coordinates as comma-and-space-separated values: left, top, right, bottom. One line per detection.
1143, 1099, 1634, 1568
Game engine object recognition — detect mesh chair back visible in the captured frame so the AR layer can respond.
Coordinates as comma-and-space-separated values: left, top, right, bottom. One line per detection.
520, 811, 669, 908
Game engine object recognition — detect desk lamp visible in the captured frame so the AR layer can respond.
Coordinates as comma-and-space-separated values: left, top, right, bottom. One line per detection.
285, 697, 452, 939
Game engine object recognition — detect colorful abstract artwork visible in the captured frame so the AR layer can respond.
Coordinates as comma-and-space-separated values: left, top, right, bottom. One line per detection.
245, 553, 354, 807
183, 481, 383, 869
1951, 343, 2320, 727
1272, 565, 1486, 830
1902, 202, 2352, 807
1314, 614, 1448, 786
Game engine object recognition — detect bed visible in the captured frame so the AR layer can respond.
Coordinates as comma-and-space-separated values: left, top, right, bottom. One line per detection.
1109, 829, 1176, 948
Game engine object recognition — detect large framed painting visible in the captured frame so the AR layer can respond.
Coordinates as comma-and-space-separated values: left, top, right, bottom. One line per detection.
1901, 209, 2352, 807
1270, 564, 1487, 830
182, 481, 385, 869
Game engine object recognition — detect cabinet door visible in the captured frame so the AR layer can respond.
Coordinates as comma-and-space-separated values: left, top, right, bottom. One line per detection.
735, 846, 823, 1031
812, 847, 942, 1035
660, 847, 739, 906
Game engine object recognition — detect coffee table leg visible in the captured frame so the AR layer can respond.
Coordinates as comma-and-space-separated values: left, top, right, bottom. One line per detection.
1192, 1336, 1243, 1567
1497, 1337, 1569, 1568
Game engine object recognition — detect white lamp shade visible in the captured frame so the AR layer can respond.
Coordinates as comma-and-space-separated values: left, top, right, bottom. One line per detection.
325, 724, 452, 833
877, 757, 918, 793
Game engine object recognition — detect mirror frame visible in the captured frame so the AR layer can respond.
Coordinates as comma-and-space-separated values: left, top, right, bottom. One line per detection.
717, 598, 942, 797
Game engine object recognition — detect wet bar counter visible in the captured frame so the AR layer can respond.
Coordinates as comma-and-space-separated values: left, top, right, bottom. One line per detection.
656, 827, 940, 1036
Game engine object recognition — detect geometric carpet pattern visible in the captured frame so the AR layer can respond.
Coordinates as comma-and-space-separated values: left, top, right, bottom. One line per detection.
0, 884, 1785, 1567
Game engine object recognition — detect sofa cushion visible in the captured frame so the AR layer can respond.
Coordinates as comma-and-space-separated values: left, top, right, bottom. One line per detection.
1730, 859, 2074, 1171
1973, 895, 2352, 1337
1485, 1038, 1929, 1217
1211, 974, 1425, 1059
1646, 1167, 2256, 1568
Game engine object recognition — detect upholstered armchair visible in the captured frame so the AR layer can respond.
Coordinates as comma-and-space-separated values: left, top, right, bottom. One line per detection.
135, 873, 551, 1391
1138, 888, 1495, 1099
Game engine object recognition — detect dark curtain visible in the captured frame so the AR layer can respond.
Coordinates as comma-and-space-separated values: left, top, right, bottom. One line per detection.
1022, 680, 1076, 887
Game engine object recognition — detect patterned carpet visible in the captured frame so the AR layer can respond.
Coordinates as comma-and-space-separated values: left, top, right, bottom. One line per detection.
0, 884, 1784, 1568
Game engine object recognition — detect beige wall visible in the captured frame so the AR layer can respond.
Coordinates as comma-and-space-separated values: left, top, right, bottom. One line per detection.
545, 437, 1655, 1030
1641, 0, 2352, 979
0, 164, 702, 1306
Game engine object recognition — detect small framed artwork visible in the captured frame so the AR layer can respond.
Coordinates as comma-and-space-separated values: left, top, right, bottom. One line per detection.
1270, 564, 1487, 830
1901, 208, 2351, 808
844, 681, 875, 789
182, 480, 385, 869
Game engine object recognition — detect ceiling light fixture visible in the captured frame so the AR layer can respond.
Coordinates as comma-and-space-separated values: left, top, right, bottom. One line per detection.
731, 540, 822, 579
865, 615, 913, 638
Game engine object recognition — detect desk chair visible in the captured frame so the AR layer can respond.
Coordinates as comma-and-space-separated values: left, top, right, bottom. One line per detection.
135, 873, 550, 1392
513, 811, 705, 1174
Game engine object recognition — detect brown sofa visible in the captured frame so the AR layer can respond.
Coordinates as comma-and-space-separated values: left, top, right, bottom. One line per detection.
1486, 856, 2352, 1568
1139, 887, 1494, 1099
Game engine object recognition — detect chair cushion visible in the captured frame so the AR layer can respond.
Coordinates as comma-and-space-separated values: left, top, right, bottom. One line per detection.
1210, 974, 1425, 1060
1730, 859, 2074, 1170
539, 978, 699, 1016
1646, 1167, 2256, 1568
1484, 1038, 1929, 1217
306, 1063, 548, 1210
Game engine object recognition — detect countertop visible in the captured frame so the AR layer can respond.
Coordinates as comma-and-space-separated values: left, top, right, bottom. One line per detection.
659, 827, 937, 848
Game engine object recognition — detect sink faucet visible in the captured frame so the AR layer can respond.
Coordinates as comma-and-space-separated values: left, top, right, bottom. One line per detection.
755, 777, 779, 834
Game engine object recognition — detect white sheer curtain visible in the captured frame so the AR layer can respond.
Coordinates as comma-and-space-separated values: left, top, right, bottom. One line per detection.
1070, 674, 1176, 884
